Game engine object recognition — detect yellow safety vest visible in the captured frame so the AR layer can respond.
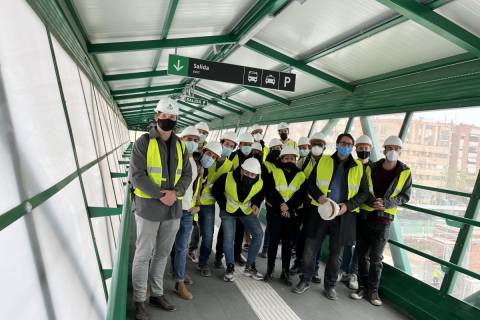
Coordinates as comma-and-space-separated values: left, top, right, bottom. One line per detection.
134, 138, 185, 199
232, 153, 240, 170
224, 172, 263, 215
361, 166, 411, 215
200, 159, 233, 205
310, 156, 363, 212
262, 146, 269, 163
284, 139, 297, 149
264, 160, 277, 174
303, 157, 316, 179
271, 167, 306, 203
191, 176, 202, 222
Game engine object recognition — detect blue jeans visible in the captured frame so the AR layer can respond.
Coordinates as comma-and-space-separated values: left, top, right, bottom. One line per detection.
174, 210, 194, 282
198, 205, 216, 267
220, 210, 263, 266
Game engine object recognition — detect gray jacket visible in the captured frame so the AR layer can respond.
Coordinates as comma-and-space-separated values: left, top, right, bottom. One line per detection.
130, 128, 192, 222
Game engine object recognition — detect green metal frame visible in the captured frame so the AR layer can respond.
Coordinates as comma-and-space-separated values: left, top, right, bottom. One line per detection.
88, 207, 122, 218
111, 83, 184, 96
114, 88, 183, 101
103, 70, 168, 82
177, 100, 224, 119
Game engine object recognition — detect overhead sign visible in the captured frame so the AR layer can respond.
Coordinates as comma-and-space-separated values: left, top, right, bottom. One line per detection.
184, 96, 208, 106
168, 54, 296, 92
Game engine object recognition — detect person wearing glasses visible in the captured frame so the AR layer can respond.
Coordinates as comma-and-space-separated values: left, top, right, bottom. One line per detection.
293, 133, 369, 301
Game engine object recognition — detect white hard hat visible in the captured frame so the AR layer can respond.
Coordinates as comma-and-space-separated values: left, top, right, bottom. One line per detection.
154, 97, 180, 115
204, 141, 222, 158
317, 199, 340, 220
356, 135, 372, 146
310, 132, 326, 143
180, 126, 199, 138
280, 146, 299, 158
195, 122, 209, 133
238, 132, 254, 144
278, 122, 289, 130
269, 138, 283, 148
241, 158, 262, 175
220, 131, 237, 145
298, 136, 310, 146
383, 136, 403, 148
252, 142, 263, 152
250, 124, 263, 133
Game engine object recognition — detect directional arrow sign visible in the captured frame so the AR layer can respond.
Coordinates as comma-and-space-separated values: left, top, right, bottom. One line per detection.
184, 96, 208, 106
167, 54, 296, 92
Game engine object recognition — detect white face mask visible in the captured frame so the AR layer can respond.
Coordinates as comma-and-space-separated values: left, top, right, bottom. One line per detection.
386, 150, 399, 162
311, 146, 324, 156
253, 133, 263, 142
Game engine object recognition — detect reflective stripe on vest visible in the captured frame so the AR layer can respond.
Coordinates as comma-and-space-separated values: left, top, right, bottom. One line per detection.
200, 159, 233, 205
310, 156, 363, 212
224, 172, 263, 215
361, 166, 411, 215
303, 158, 315, 179
271, 167, 306, 203
134, 138, 185, 199
264, 161, 277, 174
262, 146, 269, 163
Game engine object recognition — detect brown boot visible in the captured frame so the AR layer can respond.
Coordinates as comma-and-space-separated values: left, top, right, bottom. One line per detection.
184, 273, 194, 285
175, 281, 193, 300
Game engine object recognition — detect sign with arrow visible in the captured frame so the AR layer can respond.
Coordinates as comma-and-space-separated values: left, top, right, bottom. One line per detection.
168, 54, 296, 92
184, 96, 208, 106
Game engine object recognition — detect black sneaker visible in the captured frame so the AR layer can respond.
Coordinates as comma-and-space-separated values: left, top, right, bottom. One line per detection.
369, 292, 383, 306
243, 265, 264, 281
293, 279, 310, 294
214, 258, 223, 269
224, 263, 235, 282
290, 264, 301, 274
280, 270, 292, 286
324, 287, 338, 300
312, 275, 322, 284
264, 271, 273, 282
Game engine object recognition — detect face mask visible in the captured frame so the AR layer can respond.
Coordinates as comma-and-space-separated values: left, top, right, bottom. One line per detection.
241, 146, 252, 156
157, 118, 176, 131
337, 145, 353, 157
200, 154, 215, 168
386, 150, 399, 162
281, 162, 297, 171
280, 132, 288, 141
311, 146, 324, 157
185, 141, 198, 154
357, 150, 370, 160
199, 134, 207, 143
270, 149, 281, 160
241, 174, 256, 186
253, 133, 263, 142
221, 146, 233, 157
299, 149, 309, 158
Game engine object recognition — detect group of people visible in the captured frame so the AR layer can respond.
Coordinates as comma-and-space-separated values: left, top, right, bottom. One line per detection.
129, 98, 412, 320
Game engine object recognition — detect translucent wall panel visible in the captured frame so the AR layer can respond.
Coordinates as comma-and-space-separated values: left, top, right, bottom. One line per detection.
349, 117, 363, 137
0, 0, 76, 199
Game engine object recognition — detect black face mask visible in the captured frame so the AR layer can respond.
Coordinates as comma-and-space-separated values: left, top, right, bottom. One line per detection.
241, 174, 256, 186
157, 118, 176, 131
280, 133, 288, 141
253, 154, 262, 162
357, 151, 371, 160
281, 162, 297, 171
270, 149, 281, 160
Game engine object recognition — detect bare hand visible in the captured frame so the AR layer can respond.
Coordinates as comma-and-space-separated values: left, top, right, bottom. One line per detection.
338, 203, 348, 215
281, 210, 290, 218
280, 203, 289, 212
373, 198, 385, 210
188, 206, 200, 214
160, 189, 177, 206
318, 195, 328, 204
252, 205, 260, 215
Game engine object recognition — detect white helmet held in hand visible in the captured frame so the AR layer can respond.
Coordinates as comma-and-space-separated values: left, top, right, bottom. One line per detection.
317, 199, 340, 220
241, 158, 262, 175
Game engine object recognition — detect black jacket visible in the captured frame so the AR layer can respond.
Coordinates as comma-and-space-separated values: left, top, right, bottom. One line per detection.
212, 168, 264, 217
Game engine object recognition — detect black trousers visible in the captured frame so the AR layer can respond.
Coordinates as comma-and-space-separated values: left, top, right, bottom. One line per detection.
356, 215, 390, 294
189, 220, 200, 251
293, 208, 307, 266
215, 218, 244, 261
266, 213, 296, 273
302, 207, 343, 289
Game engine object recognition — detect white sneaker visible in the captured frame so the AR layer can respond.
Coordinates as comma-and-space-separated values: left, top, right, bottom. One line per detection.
348, 274, 359, 290
244, 265, 264, 281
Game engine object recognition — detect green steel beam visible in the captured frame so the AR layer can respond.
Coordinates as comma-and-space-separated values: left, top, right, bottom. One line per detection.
118, 100, 160, 108
399, 111, 413, 140
112, 84, 184, 97
102, 269, 113, 280
118, 160, 129, 165
344, 117, 354, 133
193, 94, 243, 115
119, 104, 157, 112
245, 87, 290, 106
245, 40, 354, 92
440, 169, 480, 294
88, 207, 123, 218
320, 118, 340, 135
88, 35, 236, 54
115, 89, 183, 101
195, 87, 256, 112
103, 70, 168, 82
111, 172, 128, 178
378, 0, 480, 58
412, 183, 471, 198
177, 100, 224, 119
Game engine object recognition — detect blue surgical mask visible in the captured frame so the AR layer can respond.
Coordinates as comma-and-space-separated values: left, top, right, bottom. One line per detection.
299, 149, 310, 158
337, 145, 353, 157
201, 154, 215, 168
185, 141, 198, 154
222, 146, 233, 157
241, 146, 252, 156
199, 134, 206, 143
